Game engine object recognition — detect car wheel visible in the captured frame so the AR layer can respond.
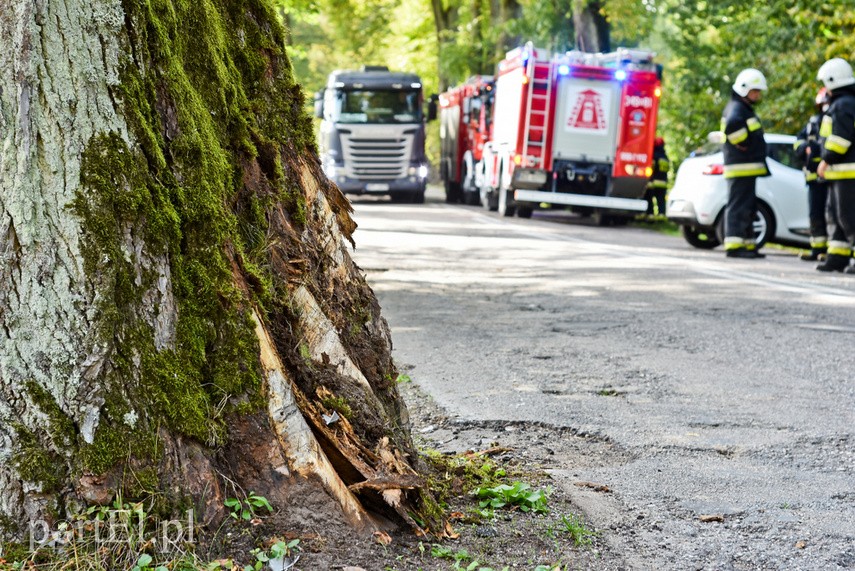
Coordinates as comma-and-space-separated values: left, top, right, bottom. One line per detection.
714, 202, 776, 248
681, 225, 721, 249
517, 206, 533, 219
753, 202, 775, 248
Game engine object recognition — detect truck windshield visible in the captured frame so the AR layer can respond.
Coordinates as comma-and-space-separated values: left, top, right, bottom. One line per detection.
335, 89, 422, 124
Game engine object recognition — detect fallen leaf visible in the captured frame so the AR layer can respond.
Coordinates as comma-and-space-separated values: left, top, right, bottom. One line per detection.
250, 518, 263, 526
574, 481, 611, 493
699, 514, 724, 523
795, 540, 807, 549
373, 530, 392, 545
449, 511, 465, 520
444, 521, 460, 539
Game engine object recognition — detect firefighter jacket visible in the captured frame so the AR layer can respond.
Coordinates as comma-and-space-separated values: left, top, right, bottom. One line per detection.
794, 113, 823, 181
648, 145, 670, 189
820, 86, 855, 180
721, 91, 769, 179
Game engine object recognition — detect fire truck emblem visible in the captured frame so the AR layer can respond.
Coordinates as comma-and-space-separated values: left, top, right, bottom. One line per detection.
568, 89, 607, 131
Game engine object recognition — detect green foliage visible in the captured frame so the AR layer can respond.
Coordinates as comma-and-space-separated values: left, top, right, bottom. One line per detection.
473, 481, 550, 514
549, 514, 597, 547
224, 492, 274, 521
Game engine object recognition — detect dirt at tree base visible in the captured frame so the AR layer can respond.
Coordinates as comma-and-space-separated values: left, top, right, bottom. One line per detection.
203, 381, 630, 571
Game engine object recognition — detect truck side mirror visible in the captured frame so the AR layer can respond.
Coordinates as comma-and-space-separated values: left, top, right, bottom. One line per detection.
426, 94, 438, 122
313, 90, 324, 119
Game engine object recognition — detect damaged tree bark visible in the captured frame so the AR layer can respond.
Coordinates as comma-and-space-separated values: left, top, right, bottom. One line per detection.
0, 0, 431, 543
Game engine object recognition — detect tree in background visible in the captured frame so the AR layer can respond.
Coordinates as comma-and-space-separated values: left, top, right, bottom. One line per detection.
655, 0, 855, 164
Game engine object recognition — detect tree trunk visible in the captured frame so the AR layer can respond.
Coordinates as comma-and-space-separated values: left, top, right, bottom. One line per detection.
573, 0, 610, 52
0, 0, 429, 545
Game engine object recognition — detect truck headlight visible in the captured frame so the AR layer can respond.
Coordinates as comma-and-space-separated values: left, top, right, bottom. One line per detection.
323, 163, 337, 178
418, 165, 428, 178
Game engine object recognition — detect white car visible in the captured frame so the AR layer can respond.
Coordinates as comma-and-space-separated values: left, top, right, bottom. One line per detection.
667, 133, 811, 249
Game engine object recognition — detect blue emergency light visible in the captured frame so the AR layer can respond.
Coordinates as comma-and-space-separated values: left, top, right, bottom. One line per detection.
558, 64, 570, 75
614, 69, 627, 81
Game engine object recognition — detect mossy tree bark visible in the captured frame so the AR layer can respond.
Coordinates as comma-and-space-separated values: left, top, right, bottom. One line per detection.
0, 0, 428, 541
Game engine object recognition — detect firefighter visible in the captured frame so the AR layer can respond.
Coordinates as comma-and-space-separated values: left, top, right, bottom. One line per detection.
721, 68, 770, 258
816, 58, 855, 273
794, 88, 830, 261
645, 137, 670, 217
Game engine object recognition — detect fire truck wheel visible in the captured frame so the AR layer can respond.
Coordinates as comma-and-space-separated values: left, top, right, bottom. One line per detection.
464, 190, 481, 206
497, 188, 516, 217
516, 206, 533, 219
593, 211, 612, 226
483, 190, 498, 211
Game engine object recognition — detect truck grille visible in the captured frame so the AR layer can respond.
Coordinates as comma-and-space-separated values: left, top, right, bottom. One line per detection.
342, 135, 412, 180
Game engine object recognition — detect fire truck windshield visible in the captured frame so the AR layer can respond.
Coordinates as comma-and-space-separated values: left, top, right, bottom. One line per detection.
334, 89, 422, 124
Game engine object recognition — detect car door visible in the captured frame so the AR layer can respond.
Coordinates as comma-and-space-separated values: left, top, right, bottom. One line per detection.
756, 141, 810, 239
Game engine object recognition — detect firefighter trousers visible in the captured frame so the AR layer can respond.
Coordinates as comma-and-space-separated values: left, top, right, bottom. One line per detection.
827, 178, 855, 253
645, 186, 667, 215
724, 176, 757, 249
807, 180, 829, 242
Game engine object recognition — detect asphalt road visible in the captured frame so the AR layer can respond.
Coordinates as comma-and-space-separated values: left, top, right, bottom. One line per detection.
347, 185, 855, 570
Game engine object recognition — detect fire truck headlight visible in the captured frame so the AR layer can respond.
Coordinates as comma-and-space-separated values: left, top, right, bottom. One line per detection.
558, 64, 570, 75
418, 165, 429, 178
655, 86, 662, 98
614, 69, 627, 81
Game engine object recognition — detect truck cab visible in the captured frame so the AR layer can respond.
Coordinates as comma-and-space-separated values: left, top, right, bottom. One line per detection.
315, 66, 433, 203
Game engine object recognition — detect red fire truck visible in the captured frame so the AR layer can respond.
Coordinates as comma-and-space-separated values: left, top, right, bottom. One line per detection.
477, 42, 661, 222
439, 76, 495, 205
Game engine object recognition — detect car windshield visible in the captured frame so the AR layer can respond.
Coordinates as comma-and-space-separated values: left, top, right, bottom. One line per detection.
766, 142, 798, 168
335, 89, 422, 124
688, 140, 721, 158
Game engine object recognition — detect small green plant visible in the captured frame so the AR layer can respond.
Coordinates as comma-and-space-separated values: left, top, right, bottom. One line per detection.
395, 373, 412, 384
246, 540, 301, 571
132, 554, 168, 571
224, 492, 273, 521
473, 481, 550, 514
556, 514, 596, 547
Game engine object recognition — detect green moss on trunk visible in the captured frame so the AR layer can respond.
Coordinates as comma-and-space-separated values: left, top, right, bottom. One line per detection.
63, 0, 316, 501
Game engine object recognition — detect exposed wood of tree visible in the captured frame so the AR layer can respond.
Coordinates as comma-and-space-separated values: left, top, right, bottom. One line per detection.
0, 0, 434, 543
573, 0, 610, 52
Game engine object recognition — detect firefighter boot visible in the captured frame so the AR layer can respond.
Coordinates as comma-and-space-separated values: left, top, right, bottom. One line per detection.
816, 253, 851, 272
800, 247, 827, 261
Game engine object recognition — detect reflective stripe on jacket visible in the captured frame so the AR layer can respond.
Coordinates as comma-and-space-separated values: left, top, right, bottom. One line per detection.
820, 89, 855, 180
721, 92, 769, 179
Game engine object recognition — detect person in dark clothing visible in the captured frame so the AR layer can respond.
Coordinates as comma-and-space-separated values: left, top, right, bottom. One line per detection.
721, 68, 770, 259
794, 88, 830, 261
816, 58, 855, 274
645, 137, 670, 216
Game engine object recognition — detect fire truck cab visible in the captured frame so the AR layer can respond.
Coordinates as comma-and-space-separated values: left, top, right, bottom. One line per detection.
439, 76, 495, 205
478, 43, 661, 222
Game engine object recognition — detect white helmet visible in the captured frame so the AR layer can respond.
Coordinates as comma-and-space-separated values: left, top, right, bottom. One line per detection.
732, 68, 768, 97
817, 58, 855, 90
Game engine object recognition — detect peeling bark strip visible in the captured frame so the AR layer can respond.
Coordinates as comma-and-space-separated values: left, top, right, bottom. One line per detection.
0, 0, 430, 541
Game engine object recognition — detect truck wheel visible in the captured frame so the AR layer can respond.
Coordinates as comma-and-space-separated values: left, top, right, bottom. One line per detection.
517, 206, 533, 219
497, 188, 516, 217
444, 180, 462, 203
593, 211, 612, 226
461, 163, 481, 206
483, 189, 498, 211
681, 225, 720, 249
